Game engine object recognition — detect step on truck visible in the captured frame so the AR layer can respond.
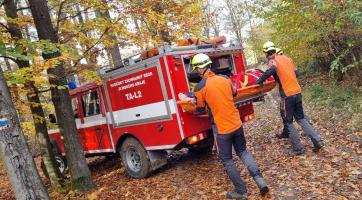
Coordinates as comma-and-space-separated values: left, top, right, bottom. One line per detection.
47, 43, 275, 178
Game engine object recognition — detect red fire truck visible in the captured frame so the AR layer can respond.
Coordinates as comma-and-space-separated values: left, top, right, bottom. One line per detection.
48, 44, 274, 178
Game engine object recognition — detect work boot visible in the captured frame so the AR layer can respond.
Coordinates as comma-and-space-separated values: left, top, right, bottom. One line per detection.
253, 176, 269, 196
289, 148, 306, 156
226, 191, 247, 199
275, 131, 289, 139
312, 140, 324, 152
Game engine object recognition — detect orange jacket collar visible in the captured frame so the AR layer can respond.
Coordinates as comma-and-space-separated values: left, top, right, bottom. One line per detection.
203, 70, 215, 78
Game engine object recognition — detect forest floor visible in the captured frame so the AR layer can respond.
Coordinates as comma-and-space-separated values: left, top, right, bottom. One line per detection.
0, 84, 361, 200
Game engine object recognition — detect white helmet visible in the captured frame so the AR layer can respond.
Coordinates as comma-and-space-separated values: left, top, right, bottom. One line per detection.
191, 53, 212, 70
262, 41, 276, 53
276, 48, 283, 55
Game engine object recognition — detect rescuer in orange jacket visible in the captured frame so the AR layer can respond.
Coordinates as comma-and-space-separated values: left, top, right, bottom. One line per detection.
274, 47, 313, 139
274, 47, 291, 138
256, 42, 323, 155
192, 53, 269, 199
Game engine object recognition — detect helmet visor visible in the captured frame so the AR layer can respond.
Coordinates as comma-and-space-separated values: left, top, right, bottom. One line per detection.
263, 47, 276, 53
192, 59, 212, 70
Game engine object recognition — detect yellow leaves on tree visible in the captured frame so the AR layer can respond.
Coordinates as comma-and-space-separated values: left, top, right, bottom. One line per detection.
257, 0, 362, 76
123, 0, 204, 48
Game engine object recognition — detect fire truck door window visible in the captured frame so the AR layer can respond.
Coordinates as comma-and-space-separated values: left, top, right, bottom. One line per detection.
71, 98, 79, 118
81, 91, 100, 117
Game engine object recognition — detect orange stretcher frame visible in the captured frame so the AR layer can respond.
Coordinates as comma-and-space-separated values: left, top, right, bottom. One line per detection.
177, 81, 276, 113
141, 36, 227, 60
234, 81, 276, 103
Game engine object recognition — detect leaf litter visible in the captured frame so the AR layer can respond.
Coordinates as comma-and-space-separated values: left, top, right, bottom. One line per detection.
0, 99, 361, 200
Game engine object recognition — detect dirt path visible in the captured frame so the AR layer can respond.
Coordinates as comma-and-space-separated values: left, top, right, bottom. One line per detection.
1, 99, 361, 200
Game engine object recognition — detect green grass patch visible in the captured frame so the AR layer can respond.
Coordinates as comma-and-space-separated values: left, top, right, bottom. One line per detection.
304, 82, 360, 111
303, 79, 362, 132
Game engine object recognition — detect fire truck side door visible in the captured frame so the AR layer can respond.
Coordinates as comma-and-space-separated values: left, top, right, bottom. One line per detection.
79, 89, 110, 152
105, 62, 172, 127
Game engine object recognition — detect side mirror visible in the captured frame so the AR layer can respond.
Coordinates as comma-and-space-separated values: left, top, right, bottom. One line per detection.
49, 114, 57, 123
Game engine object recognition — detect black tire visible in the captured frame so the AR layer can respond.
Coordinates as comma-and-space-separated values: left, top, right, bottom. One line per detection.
40, 155, 67, 179
54, 155, 67, 175
120, 137, 152, 179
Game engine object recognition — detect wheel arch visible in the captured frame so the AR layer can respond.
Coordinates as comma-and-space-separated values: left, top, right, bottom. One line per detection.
115, 132, 145, 152
116, 132, 168, 178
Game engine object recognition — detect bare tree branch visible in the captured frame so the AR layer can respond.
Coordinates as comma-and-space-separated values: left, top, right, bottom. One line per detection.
57, 7, 93, 23
0, 22, 9, 30
72, 27, 110, 68
55, 0, 66, 34
16, 6, 29, 11
55, 0, 105, 25
66, 48, 104, 73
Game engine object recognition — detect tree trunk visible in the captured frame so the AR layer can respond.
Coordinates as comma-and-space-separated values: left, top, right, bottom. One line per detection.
27, 88, 64, 186
153, 4, 171, 44
75, 3, 98, 66
28, 0, 94, 191
213, 25, 220, 37
106, 50, 114, 67
0, 67, 50, 200
4, 0, 63, 188
4, 58, 12, 71
201, 1, 210, 39
244, 1, 258, 64
224, 0, 244, 46
160, 29, 172, 44
99, 0, 124, 68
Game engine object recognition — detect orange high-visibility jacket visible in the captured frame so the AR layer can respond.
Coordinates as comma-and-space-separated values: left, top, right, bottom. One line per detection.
274, 55, 301, 96
256, 54, 301, 97
194, 71, 241, 134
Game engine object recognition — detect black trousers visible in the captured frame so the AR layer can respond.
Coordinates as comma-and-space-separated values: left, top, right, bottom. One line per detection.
281, 93, 305, 123
280, 94, 305, 135
280, 94, 322, 150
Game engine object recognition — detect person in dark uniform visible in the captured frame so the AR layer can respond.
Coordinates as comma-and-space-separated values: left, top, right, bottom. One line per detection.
256, 42, 323, 155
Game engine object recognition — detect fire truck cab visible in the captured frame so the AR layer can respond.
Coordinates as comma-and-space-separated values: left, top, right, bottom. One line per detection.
48, 44, 262, 178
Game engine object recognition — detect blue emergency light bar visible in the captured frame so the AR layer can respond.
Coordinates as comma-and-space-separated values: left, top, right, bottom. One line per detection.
68, 81, 77, 89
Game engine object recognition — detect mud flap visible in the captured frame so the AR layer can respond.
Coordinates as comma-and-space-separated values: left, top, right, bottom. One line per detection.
147, 150, 168, 171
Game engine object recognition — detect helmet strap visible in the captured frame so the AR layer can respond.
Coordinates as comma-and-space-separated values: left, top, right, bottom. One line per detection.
201, 65, 211, 76
266, 51, 276, 57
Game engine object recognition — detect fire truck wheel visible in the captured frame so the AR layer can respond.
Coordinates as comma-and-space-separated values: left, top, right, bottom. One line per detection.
120, 137, 151, 179
55, 155, 67, 175
40, 155, 67, 179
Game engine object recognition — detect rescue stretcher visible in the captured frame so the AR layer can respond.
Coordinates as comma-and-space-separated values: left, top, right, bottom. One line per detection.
141, 36, 227, 59
177, 69, 276, 113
